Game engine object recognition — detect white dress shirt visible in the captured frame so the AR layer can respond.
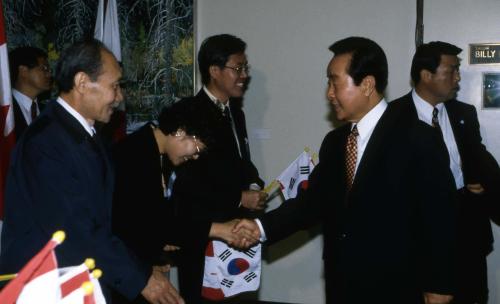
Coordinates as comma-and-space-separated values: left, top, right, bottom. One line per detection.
56, 97, 96, 136
12, 89, 39, 125
412, 90, 464, 189
351, 98, 388, 175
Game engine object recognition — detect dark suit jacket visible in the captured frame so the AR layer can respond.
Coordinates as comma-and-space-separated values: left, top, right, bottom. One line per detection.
260, 100, 458, 304
12, 95, 46, 139
112, 123, 211, 264
392, 93, 500, 253
12, 96, 27, 139
172, 89, 264, 302
0, 101, 149, 301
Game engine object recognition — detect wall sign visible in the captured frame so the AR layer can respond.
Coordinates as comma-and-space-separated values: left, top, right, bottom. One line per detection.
469, 43, 500, 64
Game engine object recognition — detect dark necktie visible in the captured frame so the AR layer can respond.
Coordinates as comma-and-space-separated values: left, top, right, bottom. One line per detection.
30, 101, 38, 121
432, 107, 440, 129
221, 104, 230, 120
345, 125, 359, 190
432, 107, 446, 142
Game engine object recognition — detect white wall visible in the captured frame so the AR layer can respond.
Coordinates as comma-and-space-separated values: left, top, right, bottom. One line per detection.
196, 1, 500, 303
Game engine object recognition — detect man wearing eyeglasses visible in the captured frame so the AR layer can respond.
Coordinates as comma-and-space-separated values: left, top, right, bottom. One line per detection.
9, 46, 52, 138
172, 34, 267, 303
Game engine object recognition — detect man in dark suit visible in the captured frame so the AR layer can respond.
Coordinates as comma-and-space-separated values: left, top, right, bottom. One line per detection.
172, 34, 268, 303
391, 41, 500, 304
235, 37, 458, 304
9, 46, 52, 138
0, 39, 184, 304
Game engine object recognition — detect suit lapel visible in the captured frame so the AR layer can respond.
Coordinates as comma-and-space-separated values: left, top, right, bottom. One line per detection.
350, 104, 398, 194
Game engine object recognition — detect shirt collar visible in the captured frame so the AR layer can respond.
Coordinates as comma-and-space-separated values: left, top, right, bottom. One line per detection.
203, 86, 230, 110
56, 97, 96, 136
12, 89, 37, 111
412, 89, 444, 125
354, 98, 388, 141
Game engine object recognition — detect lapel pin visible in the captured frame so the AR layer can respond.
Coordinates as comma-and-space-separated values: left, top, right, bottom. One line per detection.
459, 120, 464, 124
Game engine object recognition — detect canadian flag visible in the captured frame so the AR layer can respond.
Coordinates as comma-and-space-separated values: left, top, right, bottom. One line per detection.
0, 0, 15, 220
202, 240, 261, 301
0, 231, 65, 304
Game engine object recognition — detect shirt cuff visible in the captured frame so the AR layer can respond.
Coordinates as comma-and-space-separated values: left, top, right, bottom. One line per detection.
249, 183, 261, 191
254, 219, 267, 242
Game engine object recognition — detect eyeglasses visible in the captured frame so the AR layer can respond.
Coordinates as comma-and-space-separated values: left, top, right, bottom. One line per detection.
175, 131, 202, 155
36, 65, 51, 73
192, 135, 201, 154
224, 64, 250, 75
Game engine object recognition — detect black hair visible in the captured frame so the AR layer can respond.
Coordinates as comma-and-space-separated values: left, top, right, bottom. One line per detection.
158, 99, 217, 148
328, 37, 388, 94
9, 46, 48, 83
55, 38, 111, 93
198, 34, 246, 85
411, 41, 462, 85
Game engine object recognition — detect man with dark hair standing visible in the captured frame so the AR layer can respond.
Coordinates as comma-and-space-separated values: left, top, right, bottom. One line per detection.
172, 34, 267, 302
9, 46, 52, 138
236, 37, 458, 304
0, 39, 184, 304
392, 41, 500, 304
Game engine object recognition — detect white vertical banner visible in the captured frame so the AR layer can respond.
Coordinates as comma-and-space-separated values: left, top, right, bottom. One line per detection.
94, 0, 121, 62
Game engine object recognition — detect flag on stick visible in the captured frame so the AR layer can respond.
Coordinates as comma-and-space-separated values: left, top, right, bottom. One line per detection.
0, 0, 15, 220
0, 231, 65, 304
276, 149, 316, 200
59, 259, 105, 304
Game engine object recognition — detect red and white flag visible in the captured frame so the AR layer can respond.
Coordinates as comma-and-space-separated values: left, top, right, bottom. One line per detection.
59, 261, 106, 304
0, 0, 15, 220
202, 240, 261, 301
0, 231, 65, 304
276, 150, 316, 200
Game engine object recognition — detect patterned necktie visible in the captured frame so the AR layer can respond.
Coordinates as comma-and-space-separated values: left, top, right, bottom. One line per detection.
30, 101, 37, 121
345, 125, 359, 190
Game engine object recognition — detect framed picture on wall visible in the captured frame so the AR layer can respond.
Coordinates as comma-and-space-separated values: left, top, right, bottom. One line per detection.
482, 72, 500, 109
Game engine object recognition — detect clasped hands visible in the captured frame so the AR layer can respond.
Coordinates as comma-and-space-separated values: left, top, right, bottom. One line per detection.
210, 219, 262, 249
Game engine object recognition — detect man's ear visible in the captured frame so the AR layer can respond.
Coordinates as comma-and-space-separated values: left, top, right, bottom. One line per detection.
361, 75, 375, 97
420, 69, 433, 84
208, 65, 221, 81
17, 65, 29, 79
73, 72, 89, 94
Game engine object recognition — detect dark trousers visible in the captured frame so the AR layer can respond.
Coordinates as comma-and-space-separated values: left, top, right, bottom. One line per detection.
451, 189, 491, 304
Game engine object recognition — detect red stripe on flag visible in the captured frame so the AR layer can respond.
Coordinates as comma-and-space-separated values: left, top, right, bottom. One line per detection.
0, 239, 59, 304
0, 1, 6, 44
0, 0, 14, 219
60, 270, 90, 298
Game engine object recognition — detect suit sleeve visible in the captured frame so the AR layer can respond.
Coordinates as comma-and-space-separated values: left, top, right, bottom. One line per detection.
23, 138, 150, 300
465, 106, 500, 222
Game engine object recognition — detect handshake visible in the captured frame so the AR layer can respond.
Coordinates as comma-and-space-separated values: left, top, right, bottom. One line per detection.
210, 218, 262, 249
